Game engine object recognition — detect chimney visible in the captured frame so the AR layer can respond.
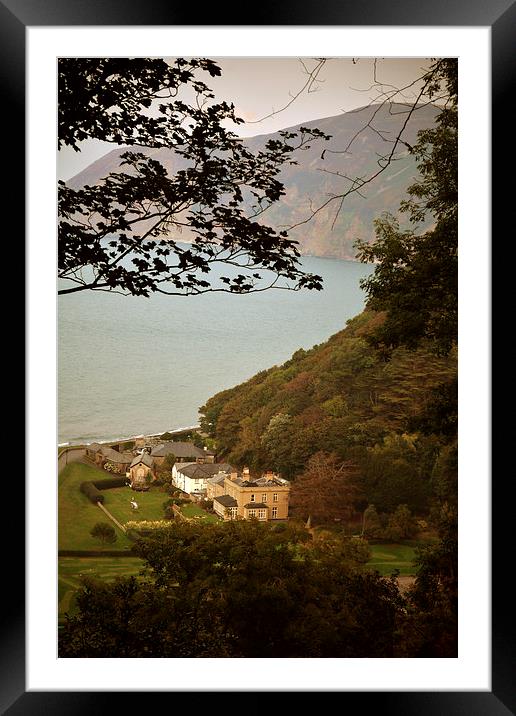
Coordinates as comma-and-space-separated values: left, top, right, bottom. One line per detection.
243, 466, 250, 476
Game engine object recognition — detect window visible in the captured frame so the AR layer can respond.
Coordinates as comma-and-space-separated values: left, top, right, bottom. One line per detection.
272, 507, 278, 518
261, 493, 267, 502
273, 493, 278, 502
248, 509, 256, 518
250, 494, 255, 502
258, 509, 267, 520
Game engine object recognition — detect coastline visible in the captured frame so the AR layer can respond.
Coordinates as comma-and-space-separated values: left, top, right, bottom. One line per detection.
59, 256, 372, 451
58, 424, 201, 448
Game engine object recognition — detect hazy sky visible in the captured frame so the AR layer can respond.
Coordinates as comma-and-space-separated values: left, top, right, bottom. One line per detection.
58, 56, 434, 181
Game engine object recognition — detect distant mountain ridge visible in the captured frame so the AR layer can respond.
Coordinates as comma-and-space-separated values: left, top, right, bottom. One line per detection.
67, 102, 439, 261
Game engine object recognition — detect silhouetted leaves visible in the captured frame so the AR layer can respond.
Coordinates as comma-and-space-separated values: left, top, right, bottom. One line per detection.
58, 58, 330, 297
355, 59, 457, 355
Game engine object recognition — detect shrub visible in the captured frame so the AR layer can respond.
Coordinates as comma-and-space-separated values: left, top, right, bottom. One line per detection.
162, 484, 181, 496
163, 506, 176, 520
345, 535, 372, 564
384, 505, 418, 541
163, 496, 188, 508
271, 522, 287, 533
90, 522, 117, 544
125, 520, 175, 531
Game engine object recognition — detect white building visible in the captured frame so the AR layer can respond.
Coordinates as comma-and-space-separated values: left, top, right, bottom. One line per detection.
172, 462, 234, 495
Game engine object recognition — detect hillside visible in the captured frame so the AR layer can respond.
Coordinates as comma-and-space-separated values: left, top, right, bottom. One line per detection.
67, 103, 439, 261
199, 310, 457, 514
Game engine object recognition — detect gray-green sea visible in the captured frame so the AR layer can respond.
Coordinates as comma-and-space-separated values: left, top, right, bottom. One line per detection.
58, 255, 373, 445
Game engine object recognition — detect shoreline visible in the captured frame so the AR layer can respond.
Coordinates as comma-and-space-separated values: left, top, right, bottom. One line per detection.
58, 424, 201, 448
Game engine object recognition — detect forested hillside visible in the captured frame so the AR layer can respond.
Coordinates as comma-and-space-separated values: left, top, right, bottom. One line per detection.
200, 309, 457, 517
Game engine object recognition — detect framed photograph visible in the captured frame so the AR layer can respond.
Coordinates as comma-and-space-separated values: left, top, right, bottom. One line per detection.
9, 0, 508, 711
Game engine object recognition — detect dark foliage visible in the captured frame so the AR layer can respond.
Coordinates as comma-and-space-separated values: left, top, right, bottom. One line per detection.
355, 59, 457, 356
92, 476, 129, 490
90, 522, 117, 544
58, 57, 330, 298
80, 481, 104, 504
59, 521, 405, 658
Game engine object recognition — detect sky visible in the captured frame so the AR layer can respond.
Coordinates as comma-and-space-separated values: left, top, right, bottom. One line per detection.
57, 56, 434, 181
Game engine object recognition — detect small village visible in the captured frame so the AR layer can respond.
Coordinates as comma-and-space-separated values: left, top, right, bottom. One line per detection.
58, 430, 303, 631
82, 434, 291, 524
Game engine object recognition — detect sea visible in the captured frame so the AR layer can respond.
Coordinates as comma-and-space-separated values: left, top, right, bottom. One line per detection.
58, 255, 373, 446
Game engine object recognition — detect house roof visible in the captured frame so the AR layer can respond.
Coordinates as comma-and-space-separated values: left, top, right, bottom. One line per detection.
256, 476, 287, 486
100, 446, 133, 463
130, 453, 154, 468
151, 441, 208, 458
244, 503, 268, 509
87, 443, 103, 452
206, 473, 227, 486
233, 475, 288, 488
176, 463, 234, 480
214, 495, 238, 508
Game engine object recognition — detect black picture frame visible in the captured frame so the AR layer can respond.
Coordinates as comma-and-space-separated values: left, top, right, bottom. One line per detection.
8, 0, 508, 712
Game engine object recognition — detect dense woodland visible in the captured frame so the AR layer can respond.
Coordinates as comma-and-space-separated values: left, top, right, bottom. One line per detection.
200, 309, 456, 514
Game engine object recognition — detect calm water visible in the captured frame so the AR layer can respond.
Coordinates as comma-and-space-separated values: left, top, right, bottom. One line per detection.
58, 256, 373, 445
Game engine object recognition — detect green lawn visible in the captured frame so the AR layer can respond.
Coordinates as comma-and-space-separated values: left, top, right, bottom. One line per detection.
59, 461, 222, 553
59, 462, 134, 550
58, 556, 145, 622
181, 503, 219, 523
103, 486, 169, 525
367, 541, 428, 576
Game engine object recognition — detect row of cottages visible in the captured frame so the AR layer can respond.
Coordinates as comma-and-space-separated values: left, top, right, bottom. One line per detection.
172, 462, 235, 496
85, 443, 133, 474
85, 439, 216, 490
207, 467, 290, 522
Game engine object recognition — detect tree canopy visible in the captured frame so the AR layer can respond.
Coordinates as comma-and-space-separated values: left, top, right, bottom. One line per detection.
60, 520, 405, 658
289, 451, 361, 525
58, 57, 330, 298
355, 59, 457, 355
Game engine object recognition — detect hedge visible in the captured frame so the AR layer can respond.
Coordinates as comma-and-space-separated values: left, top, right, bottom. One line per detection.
92, 476, 128, 490
80, 476, 129, 504
80, 481, 104, 504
